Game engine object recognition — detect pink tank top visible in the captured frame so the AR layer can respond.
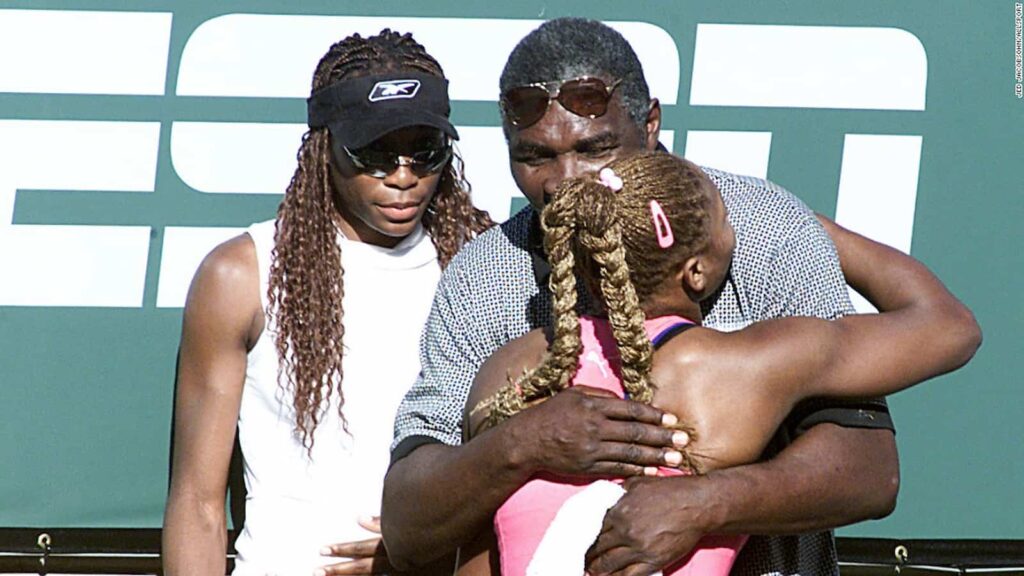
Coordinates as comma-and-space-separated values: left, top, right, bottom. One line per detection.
493, 315, 748, 576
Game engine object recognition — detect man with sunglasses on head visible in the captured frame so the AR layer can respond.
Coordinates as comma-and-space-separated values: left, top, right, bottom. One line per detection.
382, 18, 897, 576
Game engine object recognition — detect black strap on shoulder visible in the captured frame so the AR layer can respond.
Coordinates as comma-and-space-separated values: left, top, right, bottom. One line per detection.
651, 322, 696, 349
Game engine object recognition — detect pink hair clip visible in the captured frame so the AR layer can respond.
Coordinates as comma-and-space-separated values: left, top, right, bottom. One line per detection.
598, 167, 623, 192
649, 200, 674, 249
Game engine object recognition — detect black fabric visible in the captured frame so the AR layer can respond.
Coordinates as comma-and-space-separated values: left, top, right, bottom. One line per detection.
761, 398, 894, 462
788, 398, 894, 435
307, 72, 458, 148
651, 321, 696, 348
389, 434, 443, 467
836, 538, 1024, 569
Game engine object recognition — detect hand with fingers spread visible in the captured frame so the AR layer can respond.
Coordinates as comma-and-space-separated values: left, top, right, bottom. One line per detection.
504, 385, 690, 479
377, 376, 687, 571
584, 476, 711, 576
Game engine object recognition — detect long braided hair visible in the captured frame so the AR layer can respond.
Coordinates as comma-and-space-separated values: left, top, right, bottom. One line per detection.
269, 30, 493, 451
481, 152, 712, 428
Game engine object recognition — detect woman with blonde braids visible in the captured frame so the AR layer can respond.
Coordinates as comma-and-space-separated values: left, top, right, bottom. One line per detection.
463, 151, 979, 576
163, 30, 491, 576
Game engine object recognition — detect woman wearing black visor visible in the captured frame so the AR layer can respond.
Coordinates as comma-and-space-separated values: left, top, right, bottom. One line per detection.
163, 30, 491, 576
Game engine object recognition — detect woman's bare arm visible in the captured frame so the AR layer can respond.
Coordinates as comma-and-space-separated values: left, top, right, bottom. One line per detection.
703, 217, 981, 402
812, 216, 981, 396
654, 218, 980, 467
162, 236, 262, 576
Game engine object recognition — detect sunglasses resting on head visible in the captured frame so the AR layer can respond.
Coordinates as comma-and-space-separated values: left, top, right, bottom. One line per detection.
501, 76, 622, 128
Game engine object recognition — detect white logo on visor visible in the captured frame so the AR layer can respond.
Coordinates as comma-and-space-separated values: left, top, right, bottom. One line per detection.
368, 79, 420, 101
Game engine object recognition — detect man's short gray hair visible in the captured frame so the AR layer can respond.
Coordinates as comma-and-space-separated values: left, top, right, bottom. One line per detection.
499, 17, 652, 130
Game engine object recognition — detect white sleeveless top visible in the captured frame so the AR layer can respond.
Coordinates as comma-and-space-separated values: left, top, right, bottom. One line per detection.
233, 219, 440, 576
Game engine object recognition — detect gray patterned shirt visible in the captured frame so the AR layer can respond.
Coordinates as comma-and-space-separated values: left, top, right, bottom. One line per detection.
392, 166, 892, 576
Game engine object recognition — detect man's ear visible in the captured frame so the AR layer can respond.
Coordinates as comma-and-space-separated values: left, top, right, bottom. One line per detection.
644, 98, 662, 151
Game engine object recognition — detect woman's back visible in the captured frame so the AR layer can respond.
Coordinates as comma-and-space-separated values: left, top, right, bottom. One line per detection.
469, 314, 808, 478
492, 315, 751, 576
649, 319, 811, 473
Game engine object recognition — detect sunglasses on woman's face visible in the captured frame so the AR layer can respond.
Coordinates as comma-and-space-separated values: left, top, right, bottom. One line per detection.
341, 142, 452, 179
500, 76, 623, 129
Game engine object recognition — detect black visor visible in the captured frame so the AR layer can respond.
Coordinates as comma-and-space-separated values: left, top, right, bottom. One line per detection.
307, 72, 459, 148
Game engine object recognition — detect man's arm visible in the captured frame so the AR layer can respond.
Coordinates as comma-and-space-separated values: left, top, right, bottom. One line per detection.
585, 424, 896, 576
587, 205, 901, 575
754, 213, 901, 517
381, 254, 683, 570
593, 215, 983, 574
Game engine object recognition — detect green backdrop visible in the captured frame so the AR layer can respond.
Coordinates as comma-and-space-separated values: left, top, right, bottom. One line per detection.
1, 0, 1021, 540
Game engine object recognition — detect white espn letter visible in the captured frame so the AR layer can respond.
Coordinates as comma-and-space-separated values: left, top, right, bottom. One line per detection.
690, 24, 927, 111
688, 23, 928, 313
0, 9, 170, 307
173, 15, 680, 216
0, 9, 171, 95
834, 134, 923, 313
176, 15, 679, 103
0, 121, 159, 307
684, 131, 772, 179
171, 122, 307, 195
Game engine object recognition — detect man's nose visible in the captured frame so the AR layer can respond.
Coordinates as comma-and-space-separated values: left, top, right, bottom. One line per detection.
543, 155, 583, 197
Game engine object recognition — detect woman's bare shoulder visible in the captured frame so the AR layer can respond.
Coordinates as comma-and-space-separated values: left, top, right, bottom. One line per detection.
192, 234, 259, 292
655, 319, 825, 372
651, 325, 725, 371
464, 329, 548, 437
471, 330, 547, 399
182, 233, 263, 347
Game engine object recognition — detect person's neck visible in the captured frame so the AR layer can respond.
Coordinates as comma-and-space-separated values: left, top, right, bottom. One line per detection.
641, 295, 703, 326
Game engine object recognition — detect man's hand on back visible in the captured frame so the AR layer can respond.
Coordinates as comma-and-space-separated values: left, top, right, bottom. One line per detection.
498, 385, 690, 478
382, 385, 687, 569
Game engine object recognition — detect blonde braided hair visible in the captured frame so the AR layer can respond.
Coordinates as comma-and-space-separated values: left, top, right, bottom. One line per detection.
479, 152, 712, 429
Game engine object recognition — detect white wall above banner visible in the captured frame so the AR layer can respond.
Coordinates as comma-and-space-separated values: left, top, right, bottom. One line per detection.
175, 15, 682, 103
0, 9, 928, 312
